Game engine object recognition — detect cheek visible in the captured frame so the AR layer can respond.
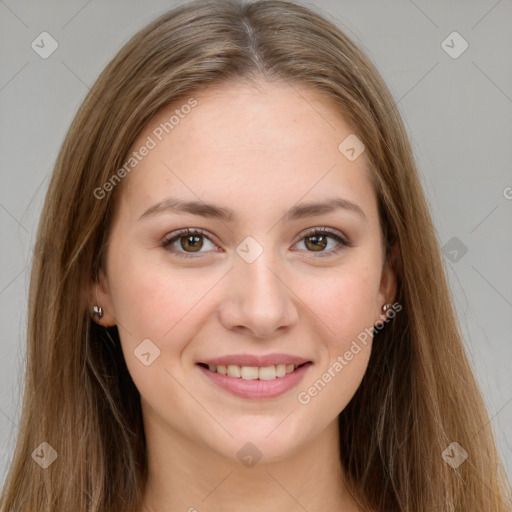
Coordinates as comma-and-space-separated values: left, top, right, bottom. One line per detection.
107, 244, 223, 350
293, 261, 381, 412
106, 250, 219, 402
300, 261, 381, 343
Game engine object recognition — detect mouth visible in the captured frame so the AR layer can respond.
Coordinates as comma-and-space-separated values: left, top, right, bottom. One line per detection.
196, 361, 311, 381
196, 360, 313, 399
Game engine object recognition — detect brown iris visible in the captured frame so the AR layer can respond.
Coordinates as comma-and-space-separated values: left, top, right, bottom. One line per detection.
180, 234, 204, 252
304, 234, 328, 251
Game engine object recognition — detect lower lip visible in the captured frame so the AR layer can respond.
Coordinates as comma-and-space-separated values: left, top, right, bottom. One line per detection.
197, 363, 312, 400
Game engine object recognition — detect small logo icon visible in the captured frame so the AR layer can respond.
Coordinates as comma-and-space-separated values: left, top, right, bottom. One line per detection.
134, 338, 161, 366
441, 31, 468, 59
442, 441, 468, 468
338, 134, 365, 162
236, 236, 263, 264
31, 442, 58, 468
442, 236, 468, 263
236, 442, 262, 468
31, 32, 59, 59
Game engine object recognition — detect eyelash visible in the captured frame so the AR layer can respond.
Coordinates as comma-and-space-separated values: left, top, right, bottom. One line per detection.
161, 227, 353, 259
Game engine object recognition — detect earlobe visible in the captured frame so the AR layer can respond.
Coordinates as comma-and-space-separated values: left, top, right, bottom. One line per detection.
87, 270, 116, 327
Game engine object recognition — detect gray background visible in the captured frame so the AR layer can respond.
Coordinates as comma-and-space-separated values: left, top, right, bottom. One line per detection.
1, 0, 511, 487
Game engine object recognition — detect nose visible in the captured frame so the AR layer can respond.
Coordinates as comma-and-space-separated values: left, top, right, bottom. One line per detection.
218, 252, 299, 339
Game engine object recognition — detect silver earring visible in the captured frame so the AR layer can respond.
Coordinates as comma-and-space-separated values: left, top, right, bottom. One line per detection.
92, 305, 103, 320
382, 303, 392, 312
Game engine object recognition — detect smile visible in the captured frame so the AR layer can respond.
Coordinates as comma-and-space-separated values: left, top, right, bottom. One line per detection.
196, 362, 313, 399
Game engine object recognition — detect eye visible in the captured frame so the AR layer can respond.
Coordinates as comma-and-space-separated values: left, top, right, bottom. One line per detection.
292, 227, 352, 257
161, 228, 218, 259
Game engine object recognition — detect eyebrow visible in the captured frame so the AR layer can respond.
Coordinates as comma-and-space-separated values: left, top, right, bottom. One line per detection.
138, 196, 367, 223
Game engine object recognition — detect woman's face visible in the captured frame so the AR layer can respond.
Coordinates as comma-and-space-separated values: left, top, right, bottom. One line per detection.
93, 79, 396, 463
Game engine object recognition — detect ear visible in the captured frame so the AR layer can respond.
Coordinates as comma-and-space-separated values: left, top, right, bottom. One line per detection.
375, 240, 400, 322
87, 269, 116, 327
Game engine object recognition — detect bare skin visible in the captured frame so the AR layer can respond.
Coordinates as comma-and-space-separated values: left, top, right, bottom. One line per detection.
90, 79, 396, 512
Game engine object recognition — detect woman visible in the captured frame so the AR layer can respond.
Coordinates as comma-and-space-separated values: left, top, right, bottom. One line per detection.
1, 0, 510, 511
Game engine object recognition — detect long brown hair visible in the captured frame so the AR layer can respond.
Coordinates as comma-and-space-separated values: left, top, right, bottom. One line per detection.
1, 1, 510, 510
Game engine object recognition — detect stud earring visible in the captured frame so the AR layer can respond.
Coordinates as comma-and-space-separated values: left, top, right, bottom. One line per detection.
92, 305, 103, 320
382, 303, 392, 312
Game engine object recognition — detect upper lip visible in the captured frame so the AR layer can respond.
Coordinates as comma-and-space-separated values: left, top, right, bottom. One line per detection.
198, 353, 312, 367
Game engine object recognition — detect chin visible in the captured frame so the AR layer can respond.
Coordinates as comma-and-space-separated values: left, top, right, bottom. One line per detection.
217, 421, 306, 464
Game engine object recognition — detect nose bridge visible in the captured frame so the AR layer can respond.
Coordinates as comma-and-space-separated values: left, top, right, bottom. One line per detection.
239, 250, 281, 301
220, 239, 298, 337
237, 242, 285, 306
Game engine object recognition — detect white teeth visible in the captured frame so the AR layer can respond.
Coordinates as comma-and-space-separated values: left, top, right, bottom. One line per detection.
227, 365, 241, 377
204, 363, 304, 380
259, 365, 276, 380
275, 364, 287, 377
240, 366, 259, 380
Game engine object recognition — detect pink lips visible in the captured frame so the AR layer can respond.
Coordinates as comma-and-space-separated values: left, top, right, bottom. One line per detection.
196, 353, 313, 400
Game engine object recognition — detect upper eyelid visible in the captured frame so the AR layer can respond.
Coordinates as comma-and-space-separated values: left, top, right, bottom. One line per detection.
299, 226, 349, 242
162, 228, 218, 245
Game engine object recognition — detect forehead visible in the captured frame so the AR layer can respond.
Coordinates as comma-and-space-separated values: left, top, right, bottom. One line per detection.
143, 79, 356, 155
117, 79, 376, 222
